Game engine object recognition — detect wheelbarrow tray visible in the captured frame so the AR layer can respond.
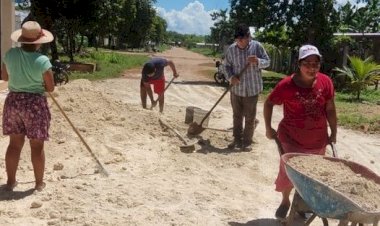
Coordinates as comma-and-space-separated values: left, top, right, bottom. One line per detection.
282, 153, 380, 223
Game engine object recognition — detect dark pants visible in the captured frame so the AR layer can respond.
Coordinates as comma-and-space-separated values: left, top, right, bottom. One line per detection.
230, 93, 259, 144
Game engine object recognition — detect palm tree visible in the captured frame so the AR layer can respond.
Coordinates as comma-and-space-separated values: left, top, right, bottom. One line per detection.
334, 55, 380, 100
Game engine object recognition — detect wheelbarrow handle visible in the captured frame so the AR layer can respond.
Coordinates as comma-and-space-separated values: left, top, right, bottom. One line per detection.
330, 142, 338, 158
274, 136, 284, 156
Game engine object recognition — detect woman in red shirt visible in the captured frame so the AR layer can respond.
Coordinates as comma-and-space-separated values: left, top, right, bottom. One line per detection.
263, 45, 337, 219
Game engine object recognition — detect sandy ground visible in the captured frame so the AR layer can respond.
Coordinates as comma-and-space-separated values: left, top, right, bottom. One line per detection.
0, 47, 379, 226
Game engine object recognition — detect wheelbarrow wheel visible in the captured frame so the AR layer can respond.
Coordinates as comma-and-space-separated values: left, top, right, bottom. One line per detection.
321, 218, 328, 226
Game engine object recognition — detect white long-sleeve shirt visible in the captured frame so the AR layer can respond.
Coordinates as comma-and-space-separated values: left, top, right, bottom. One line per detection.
224, 40, 270, 97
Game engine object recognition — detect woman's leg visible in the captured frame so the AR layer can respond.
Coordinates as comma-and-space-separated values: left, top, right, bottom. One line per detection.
5, 134, 25, 190
30, 139, 45, 191
274, 158, 293, 219
280, 187, 292, 206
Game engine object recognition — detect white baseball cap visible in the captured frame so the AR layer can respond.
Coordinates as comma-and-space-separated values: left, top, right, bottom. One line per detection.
298, 45, 322, 61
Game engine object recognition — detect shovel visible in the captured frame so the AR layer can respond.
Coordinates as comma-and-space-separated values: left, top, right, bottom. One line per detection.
159, 118, 197, 152
151, 76, 176, 110
187, 63, 250, 135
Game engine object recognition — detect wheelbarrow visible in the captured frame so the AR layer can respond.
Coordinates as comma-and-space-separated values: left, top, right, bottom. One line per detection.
282, 153, 380, 226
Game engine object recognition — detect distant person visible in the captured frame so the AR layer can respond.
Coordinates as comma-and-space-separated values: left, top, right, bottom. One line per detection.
263, 44, 337, 219
224, 23, 270, 151
140, 57, 178, 113
1, 21, 55, 191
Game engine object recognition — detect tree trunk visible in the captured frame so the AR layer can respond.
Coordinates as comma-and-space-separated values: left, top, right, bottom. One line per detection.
77, 35, 84, 53
50, 40, 59, 61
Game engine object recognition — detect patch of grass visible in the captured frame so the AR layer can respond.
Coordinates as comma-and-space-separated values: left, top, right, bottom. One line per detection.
65, 50, 149, 81
336, 101, 380, 132
263, 70, 284, 79
336, 89, 380, 104
262, 70, 284, 91
334, 88, 380, 132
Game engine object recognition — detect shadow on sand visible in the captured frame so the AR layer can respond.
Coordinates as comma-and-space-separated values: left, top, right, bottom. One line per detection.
173, 80, 224, 87
229, 218, 283, 226
0, 186, 35, 201
182, 137, 252, 155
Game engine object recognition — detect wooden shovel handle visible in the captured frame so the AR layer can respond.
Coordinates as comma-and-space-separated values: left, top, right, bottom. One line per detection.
48, 92, 109, 176
152, 76, 176, 104
199, 63, 250, 125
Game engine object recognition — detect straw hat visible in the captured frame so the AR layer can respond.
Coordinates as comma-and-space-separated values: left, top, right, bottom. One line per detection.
11, 21, 53, 44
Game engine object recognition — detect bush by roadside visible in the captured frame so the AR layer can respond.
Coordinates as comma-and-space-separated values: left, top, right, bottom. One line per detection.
59, 49, 149, 81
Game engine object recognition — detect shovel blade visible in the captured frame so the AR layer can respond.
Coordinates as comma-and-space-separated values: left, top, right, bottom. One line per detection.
187, 122, 205, 135
179, 141, 197, 153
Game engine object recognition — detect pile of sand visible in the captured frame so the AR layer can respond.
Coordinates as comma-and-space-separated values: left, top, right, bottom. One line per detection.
288, 155, 380, 212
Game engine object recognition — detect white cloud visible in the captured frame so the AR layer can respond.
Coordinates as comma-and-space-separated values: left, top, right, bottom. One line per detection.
156, 0, 367, 35
156, 1, 216, 35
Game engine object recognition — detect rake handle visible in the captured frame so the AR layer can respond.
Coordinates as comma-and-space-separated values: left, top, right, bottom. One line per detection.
48, 92, 109, 176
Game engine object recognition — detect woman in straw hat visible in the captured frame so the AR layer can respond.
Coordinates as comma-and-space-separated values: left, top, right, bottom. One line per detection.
1, 21, 55, 191
263, 44, 337, 219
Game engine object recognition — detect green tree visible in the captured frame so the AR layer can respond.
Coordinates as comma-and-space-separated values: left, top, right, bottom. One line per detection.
21, 0, 104, 61
350, 0, 380, 33
149, 16, 167, 46
210, 9, 234, 53
336, 2, 356, 32
117, 0, 137, 48
334, 56, 380, 100
126, 0, 156, 48
228, 0, 338, 73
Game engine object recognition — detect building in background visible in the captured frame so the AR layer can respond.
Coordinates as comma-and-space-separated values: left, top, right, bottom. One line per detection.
1, 0, 15, 64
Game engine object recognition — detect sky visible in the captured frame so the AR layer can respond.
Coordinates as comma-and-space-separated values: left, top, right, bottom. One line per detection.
154, 0, 365, 36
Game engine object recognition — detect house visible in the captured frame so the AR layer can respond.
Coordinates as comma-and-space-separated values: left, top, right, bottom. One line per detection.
1, 0, 15, 61
333, 32, 380, 66
0, 0, 14, 87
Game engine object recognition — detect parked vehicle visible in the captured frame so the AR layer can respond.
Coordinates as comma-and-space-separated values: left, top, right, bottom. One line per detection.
213, 59, 229, 87
51, 60, 70, 86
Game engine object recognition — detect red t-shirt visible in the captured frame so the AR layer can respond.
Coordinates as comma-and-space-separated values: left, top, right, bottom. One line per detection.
268, 72, 334, 150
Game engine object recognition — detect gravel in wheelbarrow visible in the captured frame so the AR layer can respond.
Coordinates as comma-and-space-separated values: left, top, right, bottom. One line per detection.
282, 153, 380, 224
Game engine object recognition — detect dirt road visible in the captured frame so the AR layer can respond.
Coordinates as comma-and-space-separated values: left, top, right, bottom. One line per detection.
0, 47, 379, 225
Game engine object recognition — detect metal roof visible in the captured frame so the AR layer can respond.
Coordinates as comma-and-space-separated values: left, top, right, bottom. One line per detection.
333, 33, 380, 37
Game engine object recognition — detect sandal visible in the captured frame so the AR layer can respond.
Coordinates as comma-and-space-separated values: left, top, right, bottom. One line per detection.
275, 204, 290, 219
